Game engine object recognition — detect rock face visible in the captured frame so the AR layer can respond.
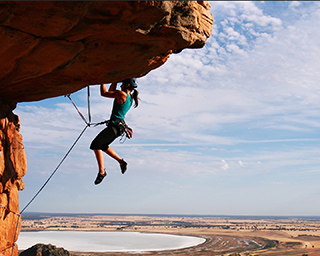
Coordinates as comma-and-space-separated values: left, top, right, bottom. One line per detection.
0, 1, 213, 103
0, 1, 213, 255
0, 101, 26, 256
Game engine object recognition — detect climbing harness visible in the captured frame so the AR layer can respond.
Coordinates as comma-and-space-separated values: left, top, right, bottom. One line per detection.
65, 87, 133, 134
10, 85, 132, 255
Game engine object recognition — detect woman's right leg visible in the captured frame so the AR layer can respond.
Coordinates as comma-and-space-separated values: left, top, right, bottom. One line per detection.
93, 149, 107, 185
93, 149, 105, 175
90, 125, 118, 182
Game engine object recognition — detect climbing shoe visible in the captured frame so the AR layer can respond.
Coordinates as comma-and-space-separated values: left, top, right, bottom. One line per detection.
120, 159, 127, 174
94, 170, 107, 185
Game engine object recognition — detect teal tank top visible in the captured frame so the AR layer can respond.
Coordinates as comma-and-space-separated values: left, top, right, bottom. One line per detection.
110, 93, 133, 123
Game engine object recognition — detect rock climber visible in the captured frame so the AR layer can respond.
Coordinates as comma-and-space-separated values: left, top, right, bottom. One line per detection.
90, 78, 139, 185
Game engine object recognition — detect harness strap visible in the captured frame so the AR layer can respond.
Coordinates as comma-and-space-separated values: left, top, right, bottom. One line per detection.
93, 120, 109, 127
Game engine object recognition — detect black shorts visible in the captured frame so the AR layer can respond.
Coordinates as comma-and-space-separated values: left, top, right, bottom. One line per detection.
90, 124, 122, 151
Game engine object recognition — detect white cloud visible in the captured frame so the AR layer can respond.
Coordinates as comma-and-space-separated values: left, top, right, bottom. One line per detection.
221, 160, 229, 170
289, 1, 302, 9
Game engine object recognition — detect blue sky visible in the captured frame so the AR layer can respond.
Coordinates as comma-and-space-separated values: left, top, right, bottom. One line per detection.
16, 1, 320, 216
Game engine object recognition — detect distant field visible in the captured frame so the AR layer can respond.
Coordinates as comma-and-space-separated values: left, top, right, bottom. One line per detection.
19, 213, 320, 255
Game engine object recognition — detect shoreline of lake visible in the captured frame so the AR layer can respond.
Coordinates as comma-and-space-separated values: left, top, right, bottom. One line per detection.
18, 231, 206, 253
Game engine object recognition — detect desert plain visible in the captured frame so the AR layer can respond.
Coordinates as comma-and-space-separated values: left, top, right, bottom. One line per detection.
20, 214, 320, 256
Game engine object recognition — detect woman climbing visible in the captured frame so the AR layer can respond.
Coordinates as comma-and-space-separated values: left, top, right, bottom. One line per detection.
90, 78, 139, 185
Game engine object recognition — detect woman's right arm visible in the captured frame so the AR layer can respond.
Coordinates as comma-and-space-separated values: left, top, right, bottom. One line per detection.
100, 83, 119, 98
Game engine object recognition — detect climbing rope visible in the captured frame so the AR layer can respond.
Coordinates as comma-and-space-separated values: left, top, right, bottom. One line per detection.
87, 86, 92, 124
0, 203, 20, 216
66, 86, 107, 127
19, 86, 97, 213
20, 125, 89, 214
66, 94, 89, 126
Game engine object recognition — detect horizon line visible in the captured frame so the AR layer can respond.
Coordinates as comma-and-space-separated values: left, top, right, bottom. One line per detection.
21, 212, 320, 219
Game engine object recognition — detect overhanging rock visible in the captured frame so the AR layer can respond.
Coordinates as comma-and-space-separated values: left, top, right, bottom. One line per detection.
0, 1, 213, 103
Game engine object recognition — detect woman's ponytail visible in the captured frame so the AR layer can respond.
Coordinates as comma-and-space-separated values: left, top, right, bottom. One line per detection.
131, 88, 139, 108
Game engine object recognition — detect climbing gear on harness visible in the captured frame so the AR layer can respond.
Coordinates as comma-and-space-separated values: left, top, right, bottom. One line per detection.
94, 170, 107, 185
125, 127, 133, 139
117, 119, 133, 139
99, 118, 133, 141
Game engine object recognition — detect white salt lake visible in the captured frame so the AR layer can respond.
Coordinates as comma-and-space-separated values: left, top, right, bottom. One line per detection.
18, 231, 206, 252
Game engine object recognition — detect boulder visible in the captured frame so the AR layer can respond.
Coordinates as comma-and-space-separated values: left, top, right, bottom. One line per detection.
19, 244, 70, 256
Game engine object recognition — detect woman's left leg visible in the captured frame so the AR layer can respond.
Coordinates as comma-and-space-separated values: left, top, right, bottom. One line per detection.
104, 147, 127, 174
104, 147, 121, 162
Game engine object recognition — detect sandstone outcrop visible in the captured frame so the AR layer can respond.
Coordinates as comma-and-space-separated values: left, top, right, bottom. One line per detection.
0, 1, 213, 255
0, 101, 25, 256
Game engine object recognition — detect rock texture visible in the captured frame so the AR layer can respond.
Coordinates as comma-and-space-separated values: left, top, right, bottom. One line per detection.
0, 1, 213, 103
0, 101, 26, 256
0, 1, 213, 255
20, 244, 70, 256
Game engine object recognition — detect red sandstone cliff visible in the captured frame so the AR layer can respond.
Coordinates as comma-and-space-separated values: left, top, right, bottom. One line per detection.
0, 1, 213, 255
0, 101, 25, 256
0, 1, 213, 103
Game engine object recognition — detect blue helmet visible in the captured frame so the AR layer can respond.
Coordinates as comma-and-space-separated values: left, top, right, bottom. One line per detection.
122, 78, 138, 88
